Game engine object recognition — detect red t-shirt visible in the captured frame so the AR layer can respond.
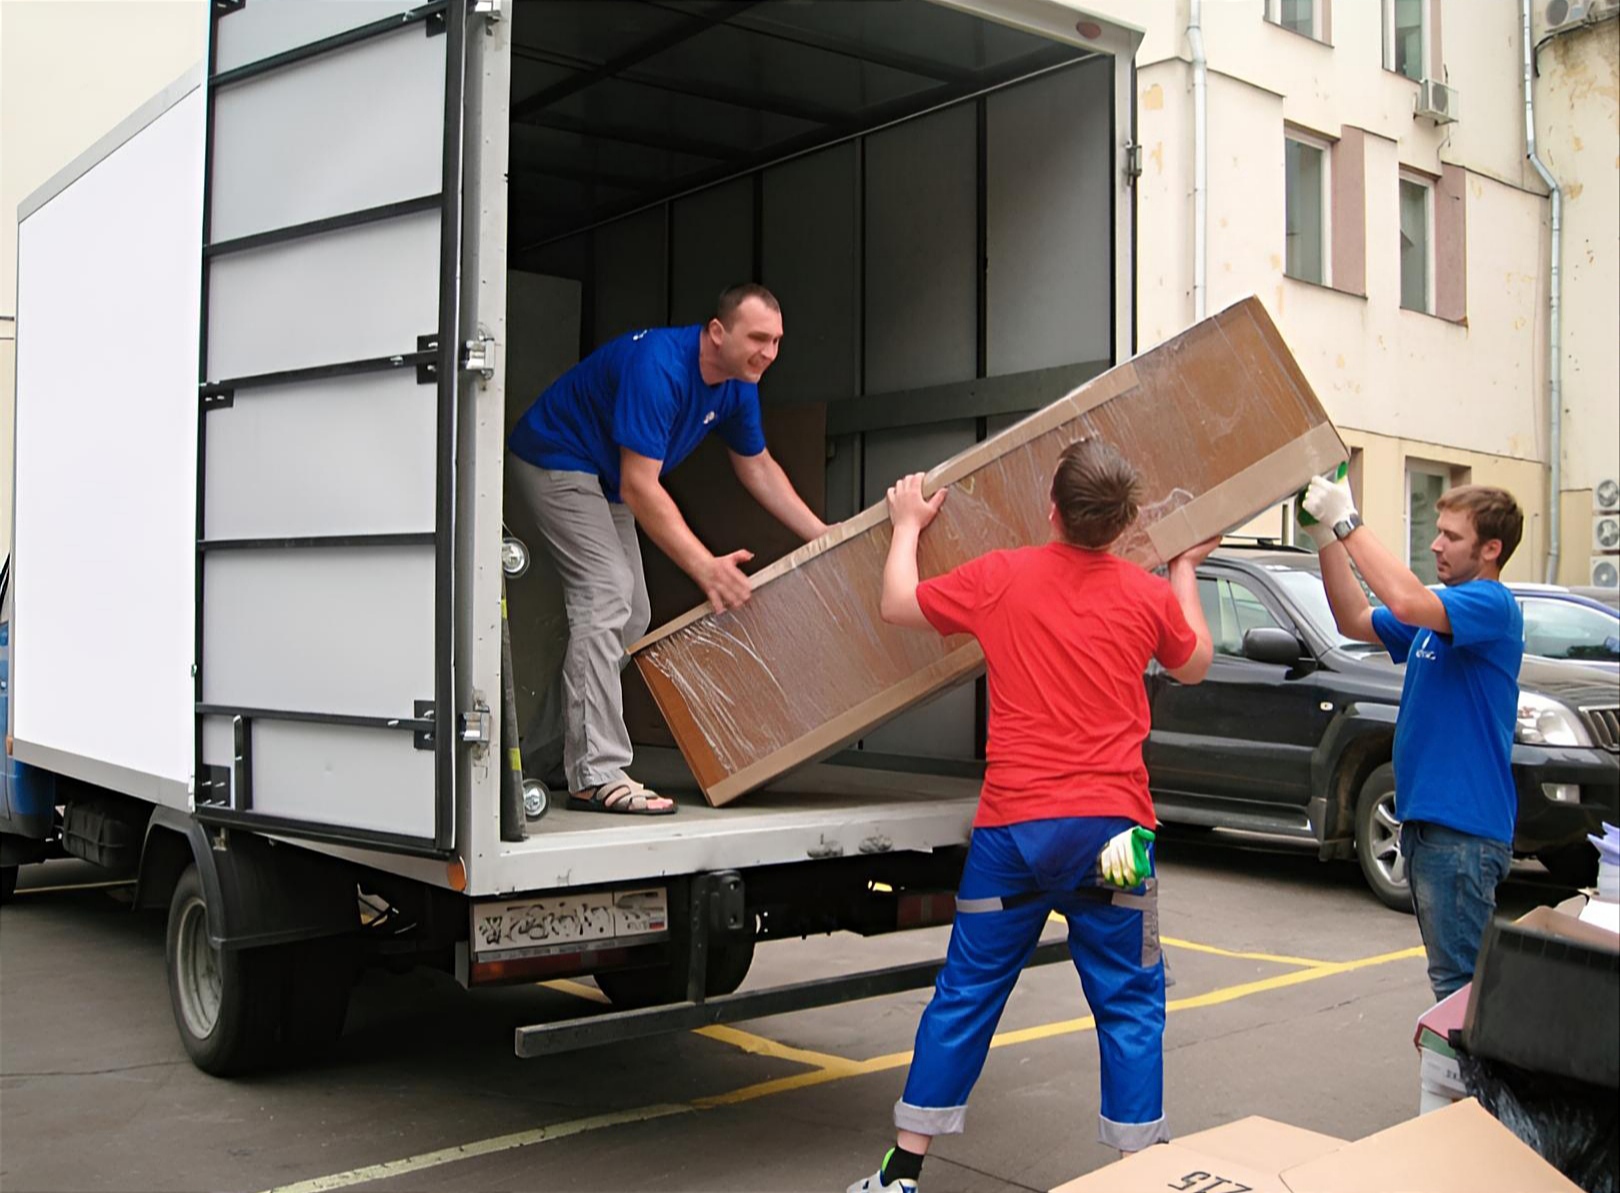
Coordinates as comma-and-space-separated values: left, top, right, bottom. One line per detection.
916, 542, 1197, 829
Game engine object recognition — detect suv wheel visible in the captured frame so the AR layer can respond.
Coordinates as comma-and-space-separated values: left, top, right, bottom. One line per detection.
1355, 764, 1413, 913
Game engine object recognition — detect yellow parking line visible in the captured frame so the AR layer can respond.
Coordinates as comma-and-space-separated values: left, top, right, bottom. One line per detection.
264, 943, 1425, 1192
693, 1023, 862, 1073
263, 1104, 694, 1193
1160, 936, 1330, 969
540, 977, 611, 1004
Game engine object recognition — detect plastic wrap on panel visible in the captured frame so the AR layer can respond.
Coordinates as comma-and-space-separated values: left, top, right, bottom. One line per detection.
632, 297, 1348, 806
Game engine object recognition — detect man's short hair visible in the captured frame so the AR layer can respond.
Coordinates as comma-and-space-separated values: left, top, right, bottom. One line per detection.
1437, 484, 1523, 565
1050, 439, 1141, 549
714, 283, 780, 328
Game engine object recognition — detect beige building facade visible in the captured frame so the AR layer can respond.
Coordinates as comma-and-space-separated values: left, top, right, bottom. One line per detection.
3, 0, 1616, 585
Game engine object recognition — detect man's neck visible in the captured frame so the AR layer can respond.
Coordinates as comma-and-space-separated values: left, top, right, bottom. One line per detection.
697, 330, 725, 386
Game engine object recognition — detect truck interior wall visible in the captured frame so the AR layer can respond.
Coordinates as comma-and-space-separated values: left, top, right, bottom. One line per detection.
501, 6, 1115, 774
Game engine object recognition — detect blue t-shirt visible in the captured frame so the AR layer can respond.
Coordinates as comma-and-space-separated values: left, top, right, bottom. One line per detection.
1371, 580, 1523, 844
508, 326, 767, 502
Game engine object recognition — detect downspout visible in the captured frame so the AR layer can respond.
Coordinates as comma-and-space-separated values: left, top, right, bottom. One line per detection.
1522, 0, 1563, 583
1188, 0, 1207, 321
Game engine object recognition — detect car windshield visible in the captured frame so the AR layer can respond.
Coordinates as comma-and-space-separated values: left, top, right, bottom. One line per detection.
1519, 597, 1620, 663
1270, 568, 1387, 652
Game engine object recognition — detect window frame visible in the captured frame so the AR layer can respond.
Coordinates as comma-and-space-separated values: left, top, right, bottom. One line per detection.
1405, 460, 1449, 581
1267, 0, 1325, 40
1284, 130, 1333, 287
1399, 171, 1435, 314
1383, 0, 1429, 80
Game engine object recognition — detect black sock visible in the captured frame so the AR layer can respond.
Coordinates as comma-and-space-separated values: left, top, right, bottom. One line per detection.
880, 1145, 925, 1184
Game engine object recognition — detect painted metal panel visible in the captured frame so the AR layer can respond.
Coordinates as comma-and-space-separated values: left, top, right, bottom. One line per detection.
213, 0, 421, 74
670, 178, 753, 328
986, 60, 1113, 374
249, 720, 436, 839
206, 210, 440, 380
202, 546, 435, 717
204, 373, 437, 540
210, 23, 445, 242
591, 208, 666, 347
859, 420, 978, 760
11, 85, 204, 795
863, 104, 977, 395
762, 143, 860, 406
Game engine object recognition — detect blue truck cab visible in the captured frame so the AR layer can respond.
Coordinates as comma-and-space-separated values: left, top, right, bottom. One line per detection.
1, 557, 58, 900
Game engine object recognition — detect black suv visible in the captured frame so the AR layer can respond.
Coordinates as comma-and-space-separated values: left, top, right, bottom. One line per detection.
1146, 547, 1620, 910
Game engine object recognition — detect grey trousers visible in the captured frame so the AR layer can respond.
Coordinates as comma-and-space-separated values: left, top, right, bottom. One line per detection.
508, 461, 650, 793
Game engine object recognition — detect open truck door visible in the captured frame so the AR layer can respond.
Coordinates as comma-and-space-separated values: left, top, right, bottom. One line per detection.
193, 1, 481, 856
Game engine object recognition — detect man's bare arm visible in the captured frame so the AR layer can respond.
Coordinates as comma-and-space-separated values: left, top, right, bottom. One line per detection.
729, 449, 830, 542
619, 448, 753, 612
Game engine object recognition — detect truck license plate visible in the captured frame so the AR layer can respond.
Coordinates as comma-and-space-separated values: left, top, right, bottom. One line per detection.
471, 887, 669, 960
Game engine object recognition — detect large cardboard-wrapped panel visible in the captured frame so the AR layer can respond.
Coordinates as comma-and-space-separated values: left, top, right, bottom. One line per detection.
632, 297, 1346, 805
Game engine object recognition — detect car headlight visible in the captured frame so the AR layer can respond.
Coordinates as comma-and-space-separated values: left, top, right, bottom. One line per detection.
1515, 691, 1592, 747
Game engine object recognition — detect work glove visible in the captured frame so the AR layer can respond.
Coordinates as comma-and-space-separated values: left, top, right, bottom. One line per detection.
1300, 466, 1357, 537
1099, 826, 1156, 889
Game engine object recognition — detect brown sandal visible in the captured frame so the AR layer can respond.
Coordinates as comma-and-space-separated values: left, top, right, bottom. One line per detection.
566, 778, 677, 816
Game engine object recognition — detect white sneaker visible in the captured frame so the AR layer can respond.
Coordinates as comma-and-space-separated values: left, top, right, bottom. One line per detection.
846, 1170, 917, 1193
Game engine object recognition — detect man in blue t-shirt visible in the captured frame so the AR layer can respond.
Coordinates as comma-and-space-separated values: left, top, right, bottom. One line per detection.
508, 284, 828, 815
1301, 476, 1524, 998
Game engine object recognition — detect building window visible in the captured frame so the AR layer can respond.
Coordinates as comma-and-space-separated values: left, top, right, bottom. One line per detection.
1268, 0, 1323, 39
1399, 175, 1433, 313
1384, 0, 1426, 80
1406, 462, 1448, 583
1285, 135, 1329, 285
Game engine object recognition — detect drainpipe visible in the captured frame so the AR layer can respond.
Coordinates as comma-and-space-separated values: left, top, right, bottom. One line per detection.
1188, 0, 1207, 321
1522, 0, 1563, 583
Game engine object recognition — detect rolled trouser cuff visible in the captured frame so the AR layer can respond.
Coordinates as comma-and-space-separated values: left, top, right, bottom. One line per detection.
894, 1100, 967, 1136
1099, 1114, 1169, 1152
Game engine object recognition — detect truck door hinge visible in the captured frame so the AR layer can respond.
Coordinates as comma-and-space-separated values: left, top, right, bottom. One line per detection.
473, 0, 503, 23
459, 703, 492, 745
1123, 140, 1144, 185
463, 334, 497, 381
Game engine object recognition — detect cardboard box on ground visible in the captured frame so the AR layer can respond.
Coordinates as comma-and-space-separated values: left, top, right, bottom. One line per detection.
1049, 1098, 1583, 1193
631, 296, 1347, 805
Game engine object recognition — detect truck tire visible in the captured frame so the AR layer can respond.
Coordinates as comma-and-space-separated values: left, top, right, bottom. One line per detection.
1536, 841, 1599, 890
1355, 764, 1413, 913
595, 931, 756, 1010
165, 864, 286, 1076
0, 865, 16, 904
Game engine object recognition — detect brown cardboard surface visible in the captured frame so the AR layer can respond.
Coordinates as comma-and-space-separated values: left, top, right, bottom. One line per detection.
1513, 902, 1620, 952
1277, 1099, 1583, 1193
1176, 1117, 1349, 1172
1049, 1141, 1296, 1193
632, 297, 1347, 805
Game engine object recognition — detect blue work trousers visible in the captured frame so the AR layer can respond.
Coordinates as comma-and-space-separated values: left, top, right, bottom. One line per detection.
895, 817, 1169, 1152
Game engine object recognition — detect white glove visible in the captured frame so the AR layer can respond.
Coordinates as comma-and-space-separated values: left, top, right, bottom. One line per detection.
1296, 511, 1336, 550
1302, 473, 1357, 532
1099, 827, 1150, 888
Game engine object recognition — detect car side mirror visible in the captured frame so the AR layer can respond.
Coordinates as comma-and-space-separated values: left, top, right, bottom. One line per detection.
1242, 627, 1304, 666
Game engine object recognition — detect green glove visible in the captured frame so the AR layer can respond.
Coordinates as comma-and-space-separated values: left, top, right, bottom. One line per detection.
1296, 461, 1349, 527
1100, 826, 1156, 888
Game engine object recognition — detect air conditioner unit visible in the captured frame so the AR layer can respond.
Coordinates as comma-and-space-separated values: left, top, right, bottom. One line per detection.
1415, 79, 1459, 125
1591, 556, 1619, 589
1547, 0, 1618, 31
1595, 477, 1620, 512
1596, 513, 1620, 552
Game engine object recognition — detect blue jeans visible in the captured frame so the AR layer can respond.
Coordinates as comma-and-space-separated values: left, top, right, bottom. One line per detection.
1401, 820, 1512, 1000
896, 817, 1169, 1152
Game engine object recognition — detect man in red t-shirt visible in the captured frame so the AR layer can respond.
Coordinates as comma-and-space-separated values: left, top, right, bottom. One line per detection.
849, 440, 1217, 1193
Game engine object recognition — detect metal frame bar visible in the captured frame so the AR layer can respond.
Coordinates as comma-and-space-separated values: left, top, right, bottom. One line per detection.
205, 193, 443, 258
200, 350, 437, 401
190, 805, 451, 858
211, 1, 450, 89
431, 0, 468, 853
509, 1, 761, 121
196, 704, 435, 734
197, 532, 437, 552
515, 939, 1073, 1057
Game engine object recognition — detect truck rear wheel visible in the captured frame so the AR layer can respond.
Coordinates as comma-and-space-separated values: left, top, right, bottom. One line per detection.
165, 864, 285, 1076
595, 931, 756, 1010
1355, 764, 1413, 913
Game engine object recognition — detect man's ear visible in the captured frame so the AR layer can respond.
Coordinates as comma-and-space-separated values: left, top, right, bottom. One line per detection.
706, 317, 725, 343
1480, 537, 1503, 565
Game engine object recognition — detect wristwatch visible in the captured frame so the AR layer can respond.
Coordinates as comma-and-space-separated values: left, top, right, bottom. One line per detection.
1331, 512, 1363, 541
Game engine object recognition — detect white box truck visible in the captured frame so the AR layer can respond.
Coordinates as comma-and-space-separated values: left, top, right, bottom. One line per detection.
2, 0, 1142, 1074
